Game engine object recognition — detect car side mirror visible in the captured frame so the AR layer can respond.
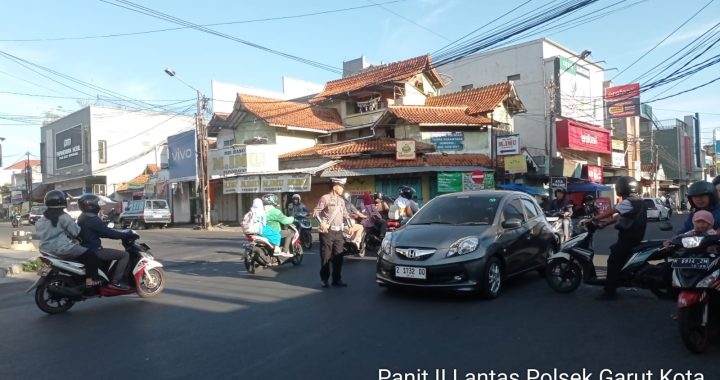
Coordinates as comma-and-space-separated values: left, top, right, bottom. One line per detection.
502, 218, 522, 229
658, 221, 673, 231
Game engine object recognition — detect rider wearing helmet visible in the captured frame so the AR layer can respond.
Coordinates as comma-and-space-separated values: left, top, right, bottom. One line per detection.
77, 194, 138, 291
680, 180, 720, 234
393, 186, 418, 218
373, 192, 390, 220
262, 194, 295, 257
287, 194, 309, 218
592, 176, 647, 301
36, 191, 100, 287
549, 188, 574, 240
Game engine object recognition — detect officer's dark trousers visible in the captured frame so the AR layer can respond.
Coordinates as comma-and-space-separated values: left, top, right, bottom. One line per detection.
604, 242, 637, 294
319, 230, 344, 283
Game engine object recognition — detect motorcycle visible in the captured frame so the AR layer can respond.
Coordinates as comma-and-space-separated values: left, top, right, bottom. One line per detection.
545, 204, 574, 245
11, 214, 20, 228
294, 211, 313, 250
244, 224, 303, 274
26, 231, 165, 314
671, 235, 720, 354
545, 218, 674, 298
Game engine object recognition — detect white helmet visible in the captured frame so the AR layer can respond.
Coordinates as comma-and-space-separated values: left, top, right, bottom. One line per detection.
292, 194, 301, 201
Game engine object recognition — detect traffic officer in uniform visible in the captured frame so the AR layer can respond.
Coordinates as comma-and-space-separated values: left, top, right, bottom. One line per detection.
314, 177, 351, 288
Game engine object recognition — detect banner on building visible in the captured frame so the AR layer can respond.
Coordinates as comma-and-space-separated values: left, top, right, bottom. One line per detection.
261, 174, 311, 193
611, 139, 625, 151
612, 152, 626, 167
496, 135, 520, 155
463, 172, 494, 191
209, 145, 279, 178
550, 177, 567, 190
586, 165, 603, 183
396, 140, 416, 160
55, 125, 84, 169
558, 57, 596, 124
11, 190, 23, 205
430, 132, 464, 151
504, 154, 527, 174
605, 83, 640, 119
167, 130, 197, 182
556, 118, 611, 154
437, 172, 462, 193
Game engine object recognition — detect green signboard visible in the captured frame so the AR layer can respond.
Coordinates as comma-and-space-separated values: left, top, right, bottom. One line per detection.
437, 172, 462, 193
559, 56, 576, 76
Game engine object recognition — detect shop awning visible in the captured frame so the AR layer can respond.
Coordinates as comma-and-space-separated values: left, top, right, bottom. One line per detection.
566, 182, 611, 193
320, 166, 494, 177
498, 184, 545, 196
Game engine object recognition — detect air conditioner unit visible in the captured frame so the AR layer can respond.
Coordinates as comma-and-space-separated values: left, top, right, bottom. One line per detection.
93, 184, 107, 195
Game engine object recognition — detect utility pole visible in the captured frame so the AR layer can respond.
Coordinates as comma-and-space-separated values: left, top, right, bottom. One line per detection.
25, 151, 32, 209
196, 90, 210, 230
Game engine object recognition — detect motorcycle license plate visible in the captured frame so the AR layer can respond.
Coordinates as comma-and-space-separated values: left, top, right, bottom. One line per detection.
672, 257, 710, 269
395, 266, 426, 279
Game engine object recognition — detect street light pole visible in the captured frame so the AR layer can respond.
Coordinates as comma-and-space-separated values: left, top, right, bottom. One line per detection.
165, 69, 211, 230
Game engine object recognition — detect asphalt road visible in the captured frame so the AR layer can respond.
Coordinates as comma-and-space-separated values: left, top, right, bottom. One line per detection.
0, 214, 717, 380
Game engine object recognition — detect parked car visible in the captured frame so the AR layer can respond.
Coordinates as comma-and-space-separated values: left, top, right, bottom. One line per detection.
376, 191, 557, 299
643, 198, 669, 220
28, 206, 47, 225
119, 199, 171, 229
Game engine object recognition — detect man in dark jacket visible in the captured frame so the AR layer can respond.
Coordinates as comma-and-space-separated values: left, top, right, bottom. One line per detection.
548, 188, 574, 241
593, 176, 647, 300
77, 194, 137, 290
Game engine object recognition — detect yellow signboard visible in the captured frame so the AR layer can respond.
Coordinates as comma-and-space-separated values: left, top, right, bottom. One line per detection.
611, 139, 625, 151
504, 154, 527, 174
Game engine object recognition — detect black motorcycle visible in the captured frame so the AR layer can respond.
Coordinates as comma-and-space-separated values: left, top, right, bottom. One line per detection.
294, 211, 313, 250
11, 214, 20, 228
546, 219, 674, 298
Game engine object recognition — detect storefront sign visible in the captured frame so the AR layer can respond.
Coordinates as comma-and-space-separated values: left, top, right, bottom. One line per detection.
504, 154, 527, 174
437, 172, 462, 193
612, 151, 626, 167
430, 132, 464, 151
209, 145, 279, 178
11, 190, 23, 205
55, 125, 84, 169
396, 140, 416, 160
167, 130, 197, 182
595, 197, 612, 213
556, 119, 611, 154
586, 165, 603, 183
260, 174, 311, 192
611, 139, 625, 151
550, 177, 567, 190
605, 83, 640, 119
496, 135, 520, 155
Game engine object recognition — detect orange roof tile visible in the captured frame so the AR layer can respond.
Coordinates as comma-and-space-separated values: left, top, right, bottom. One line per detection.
388, 106, 491, 126
311, 55, 443, 103
237, 94, 343, 132
426, 82, 512, 115
331, 153, 492, 170
3, 160, 41, 170
279, 137, 435, 159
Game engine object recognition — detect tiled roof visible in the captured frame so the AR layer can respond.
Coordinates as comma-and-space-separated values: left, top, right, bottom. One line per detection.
331, 153, 492, 170
208, 112, 232, 130
3, 160, 41, 170
426, 82, 512, 115
279, 137, 435, 159
146, 164, 160, 174
311, 55, 442, 103
237, 94, 343, 132
116, 164, 160, 192
388, 106, 492, 126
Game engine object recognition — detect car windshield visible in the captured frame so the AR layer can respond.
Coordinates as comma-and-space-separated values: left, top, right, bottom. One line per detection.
643, 199, 655, 208
408, 195, 499, 225
152, 201, 168, 209
30, 206, 46, 214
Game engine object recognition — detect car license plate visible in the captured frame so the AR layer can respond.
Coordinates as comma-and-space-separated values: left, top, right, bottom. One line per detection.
672, 257, 710, 269
395, 266, 426, 279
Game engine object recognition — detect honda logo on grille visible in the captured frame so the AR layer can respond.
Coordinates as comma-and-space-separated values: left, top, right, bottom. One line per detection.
396, 248, 435, 259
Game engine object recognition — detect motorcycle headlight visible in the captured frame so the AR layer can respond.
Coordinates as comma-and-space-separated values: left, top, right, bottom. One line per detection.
381, 235, 393, 256
447, 237, 479, 257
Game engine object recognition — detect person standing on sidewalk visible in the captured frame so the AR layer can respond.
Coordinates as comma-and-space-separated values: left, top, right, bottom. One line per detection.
313, 178, 350, 288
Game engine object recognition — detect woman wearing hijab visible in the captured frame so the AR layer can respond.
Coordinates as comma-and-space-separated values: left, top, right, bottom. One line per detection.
250, 198, 282, 253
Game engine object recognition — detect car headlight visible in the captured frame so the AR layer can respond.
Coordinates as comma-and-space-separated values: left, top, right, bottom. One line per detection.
381, 234, 393, 256
447, 237, 479, 257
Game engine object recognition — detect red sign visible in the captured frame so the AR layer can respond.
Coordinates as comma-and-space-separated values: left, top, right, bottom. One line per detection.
595, 197, 611, 213
556, 118, 611, 154
604, 83, 640, 100
587, 165, 603, 183
605, 83, 640, 118
471, 171, 485, 183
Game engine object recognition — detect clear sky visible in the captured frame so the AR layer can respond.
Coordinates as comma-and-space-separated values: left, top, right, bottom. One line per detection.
1, 0, 719, 167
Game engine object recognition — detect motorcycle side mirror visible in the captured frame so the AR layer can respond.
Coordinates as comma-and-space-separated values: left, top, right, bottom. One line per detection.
502, 219, 522, 229
658, 222, 673, 232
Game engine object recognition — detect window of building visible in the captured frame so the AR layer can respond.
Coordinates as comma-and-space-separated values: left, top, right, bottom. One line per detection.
98, 140, 107, 164
223, 139, 235, 147
507, 74, 521, 81
461, 84, 474, 91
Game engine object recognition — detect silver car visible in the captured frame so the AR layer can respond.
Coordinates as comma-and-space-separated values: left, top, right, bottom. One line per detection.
376, 191, 557, 299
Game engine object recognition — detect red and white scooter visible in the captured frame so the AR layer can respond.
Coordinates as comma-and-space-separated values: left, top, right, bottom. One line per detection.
27, 230, 165, 314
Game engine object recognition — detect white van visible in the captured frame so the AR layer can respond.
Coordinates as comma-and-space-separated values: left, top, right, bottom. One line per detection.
119, 199, 171, 229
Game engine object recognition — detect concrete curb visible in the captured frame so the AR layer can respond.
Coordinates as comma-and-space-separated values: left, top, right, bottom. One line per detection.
0, 246, 39, 279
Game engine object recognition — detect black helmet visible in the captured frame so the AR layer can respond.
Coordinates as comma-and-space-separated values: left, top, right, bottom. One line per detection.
78, 194, 101, 214
398, 186, 415, 199
554, 188, 566, 195
44, 190, 67, 209
712, 176, 720, 187
583, 194, 595, 204
373, 192, 384, 200
687, 180, 718, 209
261, 194, 279, 207
615, 176, 639, 198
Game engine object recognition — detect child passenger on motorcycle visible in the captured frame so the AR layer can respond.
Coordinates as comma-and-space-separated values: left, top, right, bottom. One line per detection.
664, 210, 717, 247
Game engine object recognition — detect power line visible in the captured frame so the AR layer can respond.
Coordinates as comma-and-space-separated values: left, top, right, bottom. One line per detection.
98, 0, 342, 74
365, 0, 449, 40
0, 1, 406, 42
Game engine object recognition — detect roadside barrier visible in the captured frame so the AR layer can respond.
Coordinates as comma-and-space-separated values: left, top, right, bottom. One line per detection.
10, 230, 35, 251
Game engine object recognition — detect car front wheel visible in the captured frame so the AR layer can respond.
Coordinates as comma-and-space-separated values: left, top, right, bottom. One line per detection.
479, 256, 503, 299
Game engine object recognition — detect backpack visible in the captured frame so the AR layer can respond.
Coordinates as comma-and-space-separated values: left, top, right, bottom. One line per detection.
242, 211, 261, 234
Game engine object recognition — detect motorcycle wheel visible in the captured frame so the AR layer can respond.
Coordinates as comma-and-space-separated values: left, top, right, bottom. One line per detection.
35, 275, 76, 315
245, 250, 257, 274
137, 268, 165, 298
291, 244, 303, 266
302, 230, 312, 250
678, 304, 710, 354
546, 258, 582, 293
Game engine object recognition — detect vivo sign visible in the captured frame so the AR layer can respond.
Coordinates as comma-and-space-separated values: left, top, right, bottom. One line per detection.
167, 130, 197, 181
